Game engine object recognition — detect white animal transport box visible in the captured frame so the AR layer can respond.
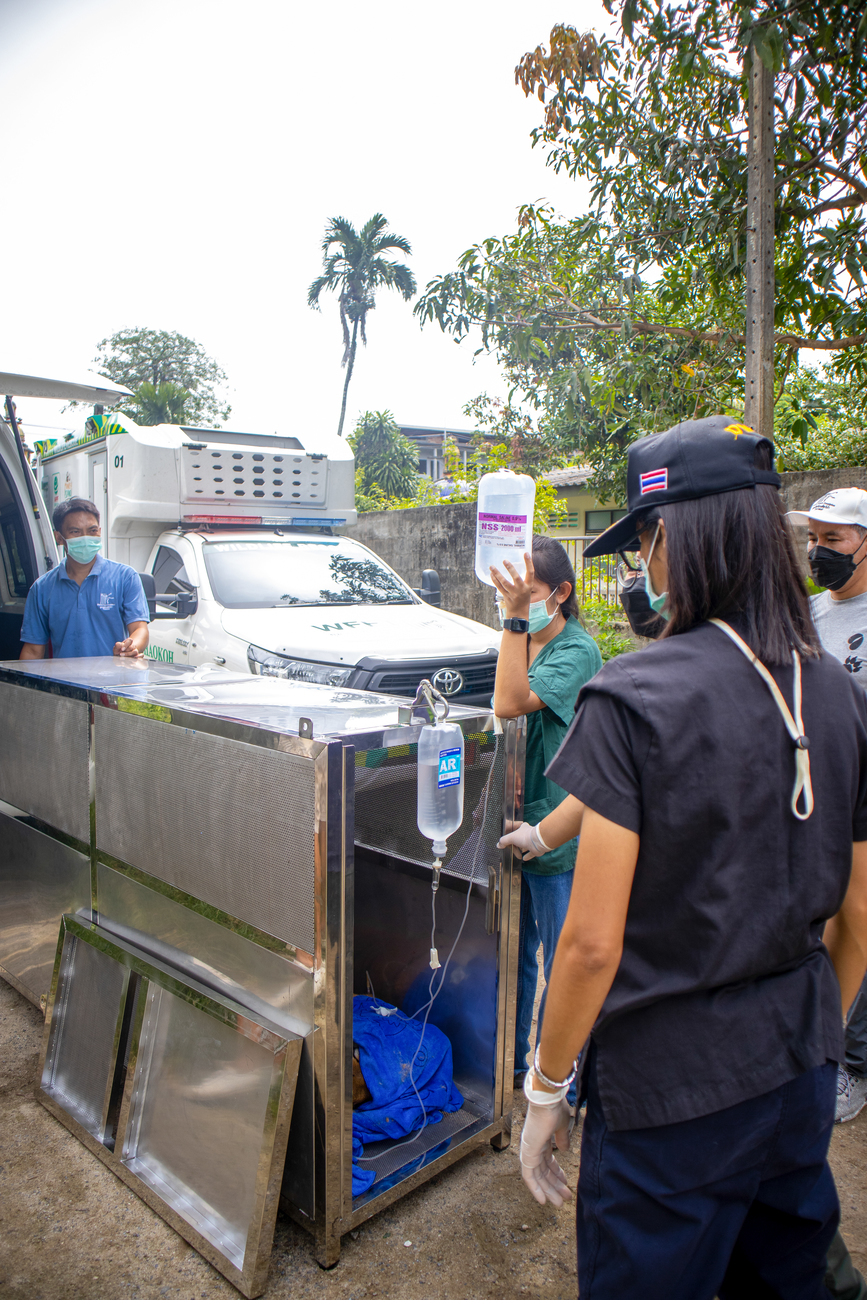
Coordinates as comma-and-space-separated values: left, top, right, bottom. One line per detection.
37, 415, 357, 570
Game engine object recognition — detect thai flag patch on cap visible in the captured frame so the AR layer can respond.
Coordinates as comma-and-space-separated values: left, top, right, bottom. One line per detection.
640, 467, 668, 495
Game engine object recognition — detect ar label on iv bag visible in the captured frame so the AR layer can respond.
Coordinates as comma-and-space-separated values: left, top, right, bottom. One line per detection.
477, 512, 528, 548
438, 748, 462, 788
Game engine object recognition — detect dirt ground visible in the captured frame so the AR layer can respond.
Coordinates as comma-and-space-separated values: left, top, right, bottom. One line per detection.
2, 977, 866, 1300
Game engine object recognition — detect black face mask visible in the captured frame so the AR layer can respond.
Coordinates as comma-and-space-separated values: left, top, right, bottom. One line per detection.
808, 544, 866, 592
619, 571, 665, 639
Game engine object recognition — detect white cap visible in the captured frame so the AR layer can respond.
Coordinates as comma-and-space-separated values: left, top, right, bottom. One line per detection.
786, 487, 867, 529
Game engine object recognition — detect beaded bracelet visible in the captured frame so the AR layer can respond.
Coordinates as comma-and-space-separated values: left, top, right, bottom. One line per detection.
533, 1042, 579, 1090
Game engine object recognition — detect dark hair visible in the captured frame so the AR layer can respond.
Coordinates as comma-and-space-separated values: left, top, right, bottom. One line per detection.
655, 445, 819, 664
53, 497, 100, 532
532, 534, 581, 621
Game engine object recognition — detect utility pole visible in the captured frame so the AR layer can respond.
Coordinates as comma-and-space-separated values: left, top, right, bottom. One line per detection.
744, 50, 775, 437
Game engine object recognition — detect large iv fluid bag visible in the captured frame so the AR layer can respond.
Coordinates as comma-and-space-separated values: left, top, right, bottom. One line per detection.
474, 469, 536, 587
417, 722, 465, 858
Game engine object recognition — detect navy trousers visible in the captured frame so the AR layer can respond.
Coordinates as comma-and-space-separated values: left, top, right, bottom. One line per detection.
577, 1052, 839, 1300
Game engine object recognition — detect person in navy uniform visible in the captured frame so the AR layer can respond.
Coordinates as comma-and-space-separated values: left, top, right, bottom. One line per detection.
20, 497, 149, 660
503, 416, 867, 1300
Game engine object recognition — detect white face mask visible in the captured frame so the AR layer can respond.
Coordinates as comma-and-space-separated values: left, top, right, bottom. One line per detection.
639, 523, 670, 621
528, 591, 559, 633
495, 590, 561, 631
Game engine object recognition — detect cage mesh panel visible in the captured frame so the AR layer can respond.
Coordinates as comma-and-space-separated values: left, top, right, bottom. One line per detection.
180, 446, 326, 506
95, 709, 316, 953
47, 938, 125, 1137
354, 731, 504, 882
355, 1105, 480, 1184
0, 683, 89, 841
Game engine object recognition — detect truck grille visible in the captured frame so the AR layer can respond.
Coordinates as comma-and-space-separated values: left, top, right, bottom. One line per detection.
364, 658, 497, 698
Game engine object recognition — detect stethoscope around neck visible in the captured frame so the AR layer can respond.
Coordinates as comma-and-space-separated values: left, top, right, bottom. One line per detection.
710, 619, 813, 821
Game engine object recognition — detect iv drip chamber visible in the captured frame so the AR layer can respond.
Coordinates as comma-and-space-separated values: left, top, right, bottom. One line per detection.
417, 722, 465, 856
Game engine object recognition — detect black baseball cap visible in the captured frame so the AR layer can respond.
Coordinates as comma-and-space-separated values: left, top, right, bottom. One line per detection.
582, 415, 780, 558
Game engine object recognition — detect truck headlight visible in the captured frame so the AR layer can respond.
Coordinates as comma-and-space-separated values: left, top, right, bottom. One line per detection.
247, 644, 354, 686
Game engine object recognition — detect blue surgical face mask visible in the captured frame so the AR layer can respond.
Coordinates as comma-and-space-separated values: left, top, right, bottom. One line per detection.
528, 591, 560, 634
65, 535, 102, 564
639, 523, 670, 621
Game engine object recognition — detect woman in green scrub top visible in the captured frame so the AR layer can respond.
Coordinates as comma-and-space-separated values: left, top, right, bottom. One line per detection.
491, 535, 603, 1088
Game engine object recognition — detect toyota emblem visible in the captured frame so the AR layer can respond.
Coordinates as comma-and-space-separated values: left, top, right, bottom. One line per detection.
432, 667, 464, 696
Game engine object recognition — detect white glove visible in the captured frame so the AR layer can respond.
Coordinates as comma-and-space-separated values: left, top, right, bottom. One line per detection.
497, 821, 552, 861
519, 1081, 574, 1207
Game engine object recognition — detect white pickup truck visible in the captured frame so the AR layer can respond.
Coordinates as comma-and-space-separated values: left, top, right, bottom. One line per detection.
37, 416, 500, 705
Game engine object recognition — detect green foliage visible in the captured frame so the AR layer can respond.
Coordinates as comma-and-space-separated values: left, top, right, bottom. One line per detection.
308, 214, 417, 436
773, 366, 867, 470
437, 433, 567, 534
349, 410, 420, 497
127, 380, 192, 426
580, 598, 636, 660
355, 474, 442, 513
93, 328, 230, 425
416, 0, 867, 499
516, 1, 867, 359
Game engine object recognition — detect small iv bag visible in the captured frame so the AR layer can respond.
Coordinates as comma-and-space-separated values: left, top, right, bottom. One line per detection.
474, 469, 536, 587
417, 720, 465, 859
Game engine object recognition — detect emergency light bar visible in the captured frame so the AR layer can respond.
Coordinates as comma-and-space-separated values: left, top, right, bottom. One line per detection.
182, 515, 263, 525
180, 515, 348, 527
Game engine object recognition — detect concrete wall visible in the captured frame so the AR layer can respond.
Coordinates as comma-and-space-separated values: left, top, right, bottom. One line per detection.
780, 467, 867, 511
344, 469, 867, 632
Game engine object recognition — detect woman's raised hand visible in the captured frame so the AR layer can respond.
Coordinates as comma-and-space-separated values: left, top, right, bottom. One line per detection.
489, 552, 535, 618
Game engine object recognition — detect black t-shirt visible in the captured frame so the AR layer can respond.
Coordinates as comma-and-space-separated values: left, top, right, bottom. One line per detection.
547, 619, 867, 1132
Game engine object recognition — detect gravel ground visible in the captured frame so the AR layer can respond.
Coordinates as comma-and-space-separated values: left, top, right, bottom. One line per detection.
1, 976, 866, 1300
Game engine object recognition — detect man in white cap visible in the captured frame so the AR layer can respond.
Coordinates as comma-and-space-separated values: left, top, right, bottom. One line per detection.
789, 487, 867, 1126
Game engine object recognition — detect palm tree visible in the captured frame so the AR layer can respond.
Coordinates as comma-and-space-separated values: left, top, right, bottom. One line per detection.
308, 214, 417, 437
129, 380, 192, 425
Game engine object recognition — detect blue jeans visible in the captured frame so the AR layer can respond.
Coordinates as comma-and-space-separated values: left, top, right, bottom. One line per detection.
514, 868, 574, 1090
577, 1047, 839, 1300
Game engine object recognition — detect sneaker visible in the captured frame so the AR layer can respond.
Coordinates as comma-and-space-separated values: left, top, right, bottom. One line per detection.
835, 1067, 867, 1123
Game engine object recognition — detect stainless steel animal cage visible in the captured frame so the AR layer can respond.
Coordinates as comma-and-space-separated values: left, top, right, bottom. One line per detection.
0, 658, 524, 1296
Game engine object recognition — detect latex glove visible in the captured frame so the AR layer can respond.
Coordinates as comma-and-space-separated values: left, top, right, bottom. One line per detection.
497, 821, 551, 861
520, 1095, 574, 1207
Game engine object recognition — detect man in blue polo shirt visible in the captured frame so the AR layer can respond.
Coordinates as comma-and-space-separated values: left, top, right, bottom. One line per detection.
20, 497, 150, 660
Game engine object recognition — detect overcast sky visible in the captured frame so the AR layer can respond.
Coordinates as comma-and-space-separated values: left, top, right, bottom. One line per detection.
1, 0, 604, 440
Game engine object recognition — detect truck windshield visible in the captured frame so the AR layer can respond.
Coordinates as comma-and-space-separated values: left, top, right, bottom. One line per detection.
202, 539, 415, 608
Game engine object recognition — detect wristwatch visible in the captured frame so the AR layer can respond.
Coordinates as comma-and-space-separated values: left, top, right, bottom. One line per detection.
502, 617, 530, 633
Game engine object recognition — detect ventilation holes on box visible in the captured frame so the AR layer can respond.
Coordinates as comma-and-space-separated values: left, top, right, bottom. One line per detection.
234, 490, 245, 496
193, 476, 202, 481
252, 454, 264, 462
216, 490, 225, 495
211, 452, 220, 458
292, 492, 301, 498
234, 477, 244, 484
214, 477, 223, 483
195, 489, 203, 494
232, 453, 243, 460
253, 490, 265, 497
273, 480, 283, 487
273, 456, 283, 462
293, 458, 302, 463
253, 478, 264, 486
273, 492, 283, 497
